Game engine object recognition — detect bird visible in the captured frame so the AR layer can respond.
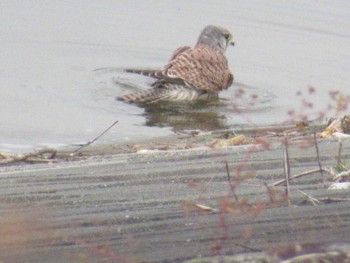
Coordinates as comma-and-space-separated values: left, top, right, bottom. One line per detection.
118, 25, 235, 103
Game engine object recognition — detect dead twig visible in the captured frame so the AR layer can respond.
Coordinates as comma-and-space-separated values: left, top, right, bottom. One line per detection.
322, 167, 337, 177
231, 241, 262, 252
328, 182, 350, 190
313, 132, 324, 185
271, 168, 326, 186
283, 136, 291, 202
225, 161, 239, 202
317, 197, 350, 203
263, 182, 276, 203
0, 148, 57, 165
196, 176, 214, 200
192, 203, 216, 212
337, 140, 343, 169
333, 169, 350, 181
72, 120, 119, 154
297, 190, 321, 206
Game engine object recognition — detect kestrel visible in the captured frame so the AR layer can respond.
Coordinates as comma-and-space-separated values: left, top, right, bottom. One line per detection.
118, 25, 235, 103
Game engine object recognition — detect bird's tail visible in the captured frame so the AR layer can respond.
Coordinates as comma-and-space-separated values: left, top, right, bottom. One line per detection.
124, 68, 164, 79
117, 88, 167, 103
118, 85, 208, 104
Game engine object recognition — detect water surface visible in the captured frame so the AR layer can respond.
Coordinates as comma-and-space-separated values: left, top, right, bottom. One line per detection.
1, 1, 349, 153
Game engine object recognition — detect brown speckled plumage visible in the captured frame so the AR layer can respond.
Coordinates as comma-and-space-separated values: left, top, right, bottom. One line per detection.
119, 25, 235, 103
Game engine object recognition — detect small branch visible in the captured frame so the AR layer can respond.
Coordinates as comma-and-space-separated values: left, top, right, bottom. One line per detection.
318, 197, 350, 203
322, 167, 337, 177
337, 140, 343, 168
263, 182, 275, 203
225, 161, 239, 202
231, 241, 262, 252
0, 148, 57, 165
333, 169, 350, 181
272, 168, 325, 186
297, 190, 321, 206
197, 176, 214, 199
283, 136, 291, 202
72, 120, 119, 154
193, 203, 216, 213
313, 132, 324, 185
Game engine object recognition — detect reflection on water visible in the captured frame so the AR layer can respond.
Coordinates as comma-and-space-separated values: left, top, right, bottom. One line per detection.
142, 100, 228, 131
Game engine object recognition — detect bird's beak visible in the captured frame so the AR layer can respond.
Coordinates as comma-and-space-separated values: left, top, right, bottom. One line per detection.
229, 36, 235, 46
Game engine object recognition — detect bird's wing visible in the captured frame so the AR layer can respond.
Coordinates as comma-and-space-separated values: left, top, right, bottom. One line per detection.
123, 46, 191, 80
162, 44, 233, 92
168, 46, 191, 61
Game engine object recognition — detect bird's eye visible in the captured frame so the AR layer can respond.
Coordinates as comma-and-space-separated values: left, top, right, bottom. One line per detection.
224, 34, 230, 40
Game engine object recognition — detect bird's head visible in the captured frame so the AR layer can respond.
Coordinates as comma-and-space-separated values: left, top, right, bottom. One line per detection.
197, 25, 235, 52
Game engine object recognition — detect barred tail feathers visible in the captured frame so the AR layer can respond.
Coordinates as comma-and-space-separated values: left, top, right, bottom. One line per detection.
118, 85, 207, 103
124, 69, 164, 79
117, 88, 167, 103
